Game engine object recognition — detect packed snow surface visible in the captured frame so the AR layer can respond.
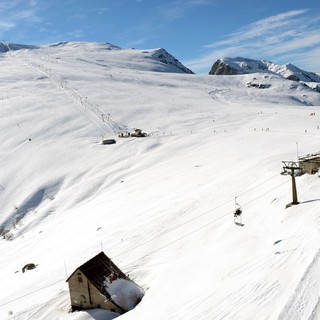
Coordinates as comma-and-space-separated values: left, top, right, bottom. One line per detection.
0, 42, 320, 320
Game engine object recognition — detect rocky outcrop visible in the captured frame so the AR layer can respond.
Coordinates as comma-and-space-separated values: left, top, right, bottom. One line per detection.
209, 57, 320, 88
0, 42, 38, 53
152, 48, 194, 74
209, 59, 238, 75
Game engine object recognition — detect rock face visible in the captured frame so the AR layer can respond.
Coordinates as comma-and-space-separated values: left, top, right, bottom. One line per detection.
209, 60, 238, 75
209, 57, 320, 83
151, 48, 194, 74
0, 42, 38, 53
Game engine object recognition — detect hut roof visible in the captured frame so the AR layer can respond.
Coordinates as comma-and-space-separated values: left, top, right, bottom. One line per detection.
67, 251, 129, 297
299, 152, 320, 163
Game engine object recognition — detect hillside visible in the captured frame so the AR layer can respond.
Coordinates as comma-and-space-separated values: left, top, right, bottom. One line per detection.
0, 42, 320, 320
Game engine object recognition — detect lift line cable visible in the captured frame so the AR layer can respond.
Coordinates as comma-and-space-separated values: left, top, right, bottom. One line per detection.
121, 177, 291, 271
7, 291, 69, 320
69, 174, 285, 274
237, 173, 280, 198
0, 279, 65, 307
0, 175, 289, 309
112, 173, 282, 261
113, 198, 234, 261
3, 176, 292, 319
44, 174, 283, 278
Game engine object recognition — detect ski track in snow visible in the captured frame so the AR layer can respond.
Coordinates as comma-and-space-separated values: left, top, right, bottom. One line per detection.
277, 210, 320, 320
277, 248, 320, 320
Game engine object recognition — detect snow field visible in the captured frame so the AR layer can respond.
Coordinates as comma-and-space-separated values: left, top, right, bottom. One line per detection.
0, 42, 320, 320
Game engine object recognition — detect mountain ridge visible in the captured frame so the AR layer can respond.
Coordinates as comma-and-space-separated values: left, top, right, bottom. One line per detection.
0, 41, 193, 74
209, 57, 320, 91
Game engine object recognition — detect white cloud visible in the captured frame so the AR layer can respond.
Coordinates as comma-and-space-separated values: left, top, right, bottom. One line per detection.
265, 32, 320, 55
14, 9, 42, 22
234, 10, 307, 40
281, 47, 320, 73
125, 38, 148, 48
89, 7, 110, 16
185, 10, 320, 73
0, 21, 16, 31
0, 0, 42, 33
67, 29, 85, 39
158, 0, 214, 19
205, 10, 307, 48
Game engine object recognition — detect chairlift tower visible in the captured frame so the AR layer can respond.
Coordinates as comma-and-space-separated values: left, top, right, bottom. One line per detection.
282, 161, 301, 205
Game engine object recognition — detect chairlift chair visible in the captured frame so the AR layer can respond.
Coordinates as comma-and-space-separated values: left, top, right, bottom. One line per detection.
233, 197, 244, 226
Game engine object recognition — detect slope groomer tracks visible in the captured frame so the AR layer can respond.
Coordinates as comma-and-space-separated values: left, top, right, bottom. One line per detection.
277, 243, 320, 320
7, 47, 126, 136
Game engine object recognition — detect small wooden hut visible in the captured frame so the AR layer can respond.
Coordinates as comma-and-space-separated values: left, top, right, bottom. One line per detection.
66, 251, 143, 313
298, 152, 320, 174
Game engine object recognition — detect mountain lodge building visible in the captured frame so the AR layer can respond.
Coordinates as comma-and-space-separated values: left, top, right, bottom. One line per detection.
66, 251, 143, 314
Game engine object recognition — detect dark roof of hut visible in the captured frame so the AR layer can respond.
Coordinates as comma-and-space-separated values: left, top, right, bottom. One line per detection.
66, 251, 129, 298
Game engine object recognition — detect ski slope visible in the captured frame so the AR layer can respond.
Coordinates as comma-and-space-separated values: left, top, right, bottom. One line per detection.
0, 42, 320, 320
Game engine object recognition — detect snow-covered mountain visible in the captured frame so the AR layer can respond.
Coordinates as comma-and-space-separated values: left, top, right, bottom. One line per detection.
209, 57, 320, 91
0, 41, 193, 74
0, 42, 39, 52
148, 47, 194, 74
47, 42, 194, 74
1, 42, 320, 320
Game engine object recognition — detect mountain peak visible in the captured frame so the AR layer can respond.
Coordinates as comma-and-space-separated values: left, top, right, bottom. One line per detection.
0, 41, 192, 75
0, 42, 38, 53
149, 48, 194, 74
209, 57, 320, 85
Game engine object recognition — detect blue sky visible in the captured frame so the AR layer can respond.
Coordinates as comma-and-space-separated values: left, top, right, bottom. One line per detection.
0, 0, 319, 74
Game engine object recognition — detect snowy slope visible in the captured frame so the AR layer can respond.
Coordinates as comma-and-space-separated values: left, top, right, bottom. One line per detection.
0, 42, 320, 320
42, 41, 194, 74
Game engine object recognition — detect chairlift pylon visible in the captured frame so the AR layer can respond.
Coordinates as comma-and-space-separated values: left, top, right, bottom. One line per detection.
233, 197, 244, 227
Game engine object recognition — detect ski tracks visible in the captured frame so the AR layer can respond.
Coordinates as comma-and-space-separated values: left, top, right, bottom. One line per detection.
277, 248, 320, 320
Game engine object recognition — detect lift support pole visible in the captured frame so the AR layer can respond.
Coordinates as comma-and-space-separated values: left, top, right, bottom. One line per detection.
282, 161, 301, 206
289, 168, 299, 204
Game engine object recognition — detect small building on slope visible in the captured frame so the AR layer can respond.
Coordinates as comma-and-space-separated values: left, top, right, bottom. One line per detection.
298, 152, 320, 174
66, 251, 144, 314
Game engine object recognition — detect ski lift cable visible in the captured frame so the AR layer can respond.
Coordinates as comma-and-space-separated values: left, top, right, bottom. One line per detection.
121, 210, 233, 271
42, 173, 284, 279
112, 173, 283, 261
10, 54, 120, 135
61, 176, 291, 276
0, 279, 64, 307
241, 178, 289, 208
6, 292, 68, 320
0, 176, 289, 307
112, 198, 234, 261
121, 178, 292, 270
237, 173, 280, 198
